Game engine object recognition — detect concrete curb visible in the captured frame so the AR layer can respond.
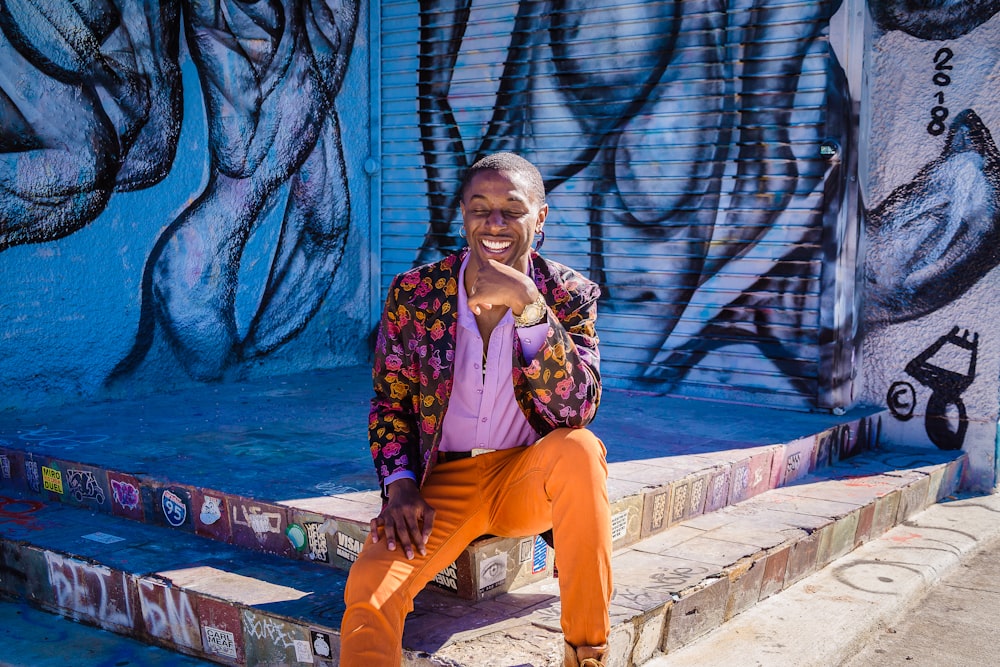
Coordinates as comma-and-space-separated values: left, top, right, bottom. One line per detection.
644, 491, 1000, 666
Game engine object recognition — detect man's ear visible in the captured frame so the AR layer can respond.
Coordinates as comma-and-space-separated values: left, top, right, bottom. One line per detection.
536, 203, 549, 230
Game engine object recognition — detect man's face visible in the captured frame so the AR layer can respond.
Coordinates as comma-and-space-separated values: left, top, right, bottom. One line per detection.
460, 169, 547, 274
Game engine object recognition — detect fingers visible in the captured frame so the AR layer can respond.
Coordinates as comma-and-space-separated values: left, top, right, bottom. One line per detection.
373, 504, 434, 560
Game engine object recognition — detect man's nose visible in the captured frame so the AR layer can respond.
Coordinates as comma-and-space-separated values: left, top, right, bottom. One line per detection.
487, 209, 506, 227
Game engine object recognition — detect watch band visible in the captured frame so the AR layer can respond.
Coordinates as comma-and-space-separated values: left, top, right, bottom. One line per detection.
514, 293, 548, 327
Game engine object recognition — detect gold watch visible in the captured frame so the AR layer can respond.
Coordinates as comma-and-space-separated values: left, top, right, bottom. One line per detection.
514, 293, 547, 327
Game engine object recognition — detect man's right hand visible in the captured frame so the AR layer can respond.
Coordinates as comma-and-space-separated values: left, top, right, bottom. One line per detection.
371, 478, 436, 560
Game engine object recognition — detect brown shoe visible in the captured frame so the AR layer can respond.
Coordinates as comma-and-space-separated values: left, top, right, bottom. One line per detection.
564, 641, 607, 667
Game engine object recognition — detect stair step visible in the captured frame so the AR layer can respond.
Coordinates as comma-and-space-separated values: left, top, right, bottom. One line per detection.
0, 446, 964, 666
0, 368, 892, 601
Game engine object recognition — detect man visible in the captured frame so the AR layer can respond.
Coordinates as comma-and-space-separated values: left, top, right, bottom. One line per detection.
340, 153, 612, 667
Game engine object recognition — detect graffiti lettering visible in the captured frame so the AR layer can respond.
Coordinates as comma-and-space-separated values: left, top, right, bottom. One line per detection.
111, 479, 140, 511
0, 455, 9, 480
138, 579, 201, 650
45, 552, 133, 629
242, 611, 295, 649
231, 505, 281, 542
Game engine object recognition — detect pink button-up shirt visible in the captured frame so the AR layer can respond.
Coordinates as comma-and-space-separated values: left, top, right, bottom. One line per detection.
383, 253, 548, 489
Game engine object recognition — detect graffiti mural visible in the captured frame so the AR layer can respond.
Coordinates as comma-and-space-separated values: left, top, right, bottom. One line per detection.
391, 0, 855, 408
0, 1, 364, 405
861, 1, 1000, 489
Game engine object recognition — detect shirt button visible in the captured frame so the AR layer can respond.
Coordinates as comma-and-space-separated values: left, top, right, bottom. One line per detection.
481, 417, 488, 423
524, 338, 531, 344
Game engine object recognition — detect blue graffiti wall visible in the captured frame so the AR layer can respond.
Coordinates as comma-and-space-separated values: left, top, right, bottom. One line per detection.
378, 0, 858, 410
0, 1, 372, 410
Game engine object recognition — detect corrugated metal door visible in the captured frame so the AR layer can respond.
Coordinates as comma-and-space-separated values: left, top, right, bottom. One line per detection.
379, 0, 852, 410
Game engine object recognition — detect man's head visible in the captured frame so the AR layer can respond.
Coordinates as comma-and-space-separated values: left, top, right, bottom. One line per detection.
460, 153, 548, 275
460, 153, 546, 207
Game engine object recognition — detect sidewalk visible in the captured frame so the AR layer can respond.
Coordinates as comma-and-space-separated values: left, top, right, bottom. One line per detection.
646, 491, 1000, 667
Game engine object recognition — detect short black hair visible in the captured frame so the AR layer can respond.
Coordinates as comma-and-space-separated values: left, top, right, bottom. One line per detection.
460, 153, 546, 205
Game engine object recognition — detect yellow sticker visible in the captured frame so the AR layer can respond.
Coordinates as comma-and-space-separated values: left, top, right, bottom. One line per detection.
42, 466, 63, 494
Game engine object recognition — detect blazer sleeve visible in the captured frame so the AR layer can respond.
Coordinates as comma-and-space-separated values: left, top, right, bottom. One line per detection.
368, 274, 423, 491
514, 275, 602, 430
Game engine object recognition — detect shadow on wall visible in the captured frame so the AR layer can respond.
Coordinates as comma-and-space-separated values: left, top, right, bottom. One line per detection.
0, 0, 360, 383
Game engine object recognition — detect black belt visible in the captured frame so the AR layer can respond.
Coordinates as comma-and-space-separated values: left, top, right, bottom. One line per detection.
437, 448, 497, 463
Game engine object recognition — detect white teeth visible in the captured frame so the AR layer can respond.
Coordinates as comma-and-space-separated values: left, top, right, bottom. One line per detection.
482, 239, 511, 252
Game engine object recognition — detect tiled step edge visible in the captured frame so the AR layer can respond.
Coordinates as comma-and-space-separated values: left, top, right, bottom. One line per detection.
400, 447, 966, 667
0, 412, 886, 601
0, 447, 964, 667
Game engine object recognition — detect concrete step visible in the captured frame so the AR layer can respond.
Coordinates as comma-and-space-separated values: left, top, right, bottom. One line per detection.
0, 366, 891, 600
0, 445, 964, 666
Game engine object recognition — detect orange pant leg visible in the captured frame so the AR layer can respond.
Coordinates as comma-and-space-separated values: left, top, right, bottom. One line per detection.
339, 428, 612, 665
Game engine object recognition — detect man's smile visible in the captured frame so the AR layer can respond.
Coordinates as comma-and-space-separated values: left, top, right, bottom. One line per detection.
480, 238, 513, 254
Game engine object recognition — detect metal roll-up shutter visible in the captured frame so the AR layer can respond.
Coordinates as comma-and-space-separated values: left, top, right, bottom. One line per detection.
379, 0, 847, 410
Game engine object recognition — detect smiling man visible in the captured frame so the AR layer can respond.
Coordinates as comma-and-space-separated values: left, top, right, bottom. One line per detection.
339, 153, 613, 667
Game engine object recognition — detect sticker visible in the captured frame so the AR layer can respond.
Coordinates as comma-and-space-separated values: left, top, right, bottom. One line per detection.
200, 496, 222, 525
311, 631, 333, 659
24, 461, 41, 493
83, 532, 125, 544
162, 490, 187, 527
41, 466, 63, 494
305, 522, 329, 563
67, 469, 106, 503
293, 639, 312, 662
611, 509, 629, 542
0, 455, 9, 479
519, 537, 533, 564
204, 626, 237, 658
111, 479, 140, 510
479, 553, 507, 594
532, 535, 547, 574
336, 531, 363, 563
286, 524, 307, 551
432, 561, 458, 592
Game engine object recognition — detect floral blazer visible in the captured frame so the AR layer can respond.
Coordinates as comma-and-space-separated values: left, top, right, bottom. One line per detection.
369, 248, 602, 492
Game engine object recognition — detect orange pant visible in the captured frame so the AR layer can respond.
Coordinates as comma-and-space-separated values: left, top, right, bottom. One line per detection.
339, 428, 613, 666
